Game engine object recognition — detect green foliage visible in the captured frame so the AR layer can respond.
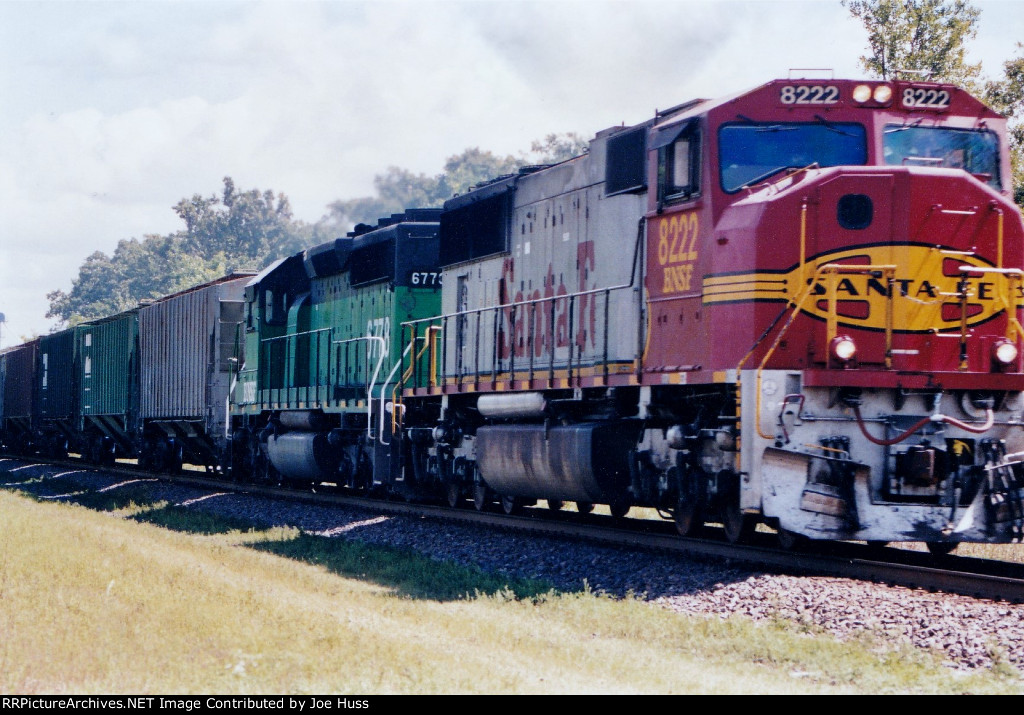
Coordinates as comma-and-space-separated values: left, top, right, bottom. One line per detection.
174, 176, 310, 262
322, 133, 588, 230
984, 44, 1024, 207
846, 3, 1024, 207
843, 0, 982, 86
48, 134, 589, 327
48, 177, 314, 326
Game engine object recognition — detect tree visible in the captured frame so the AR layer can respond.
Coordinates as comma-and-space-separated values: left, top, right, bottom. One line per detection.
47, 177, 312, 326
321, 133, 589, 231
843, 0, 982, 87
985, 44, 1024, 206
846, 2, 1023, 206
175, 176, 308, 263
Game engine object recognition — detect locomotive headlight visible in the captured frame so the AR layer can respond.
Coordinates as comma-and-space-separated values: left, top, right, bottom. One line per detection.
852, 84, 872, 103
993, 339, 1019, 366
830, 335, 857, 362
873, 85, 893, 103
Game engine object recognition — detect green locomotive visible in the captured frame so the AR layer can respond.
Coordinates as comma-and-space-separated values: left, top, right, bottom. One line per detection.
230, 210, 441, 493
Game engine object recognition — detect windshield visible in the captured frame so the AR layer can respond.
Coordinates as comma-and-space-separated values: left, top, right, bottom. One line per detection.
718, 122, 867, 192
883, 125, 1000, 189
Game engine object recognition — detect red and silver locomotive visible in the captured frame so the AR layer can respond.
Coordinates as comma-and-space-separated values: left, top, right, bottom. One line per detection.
401, 77, 1024, 551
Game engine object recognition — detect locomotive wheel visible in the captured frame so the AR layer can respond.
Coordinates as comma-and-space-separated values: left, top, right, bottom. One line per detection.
673, 466, 706, 537
926, 541, 958, 556
720, 471, 755, 544
674, 494, 703, 537
575, 501, 594, 514
445, 480, 462, 509
547, 499, 564, 511
722, 506, 756, 544
500, 495, 522, 516
473, 482, 489, 511
776, 527, 807, 551
609, 500, 631, 519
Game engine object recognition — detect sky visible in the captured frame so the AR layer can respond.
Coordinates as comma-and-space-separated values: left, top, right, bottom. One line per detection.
0, 0, 1022, 348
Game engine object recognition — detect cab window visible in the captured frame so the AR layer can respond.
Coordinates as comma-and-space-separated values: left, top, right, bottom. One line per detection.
658, 124, 701, 204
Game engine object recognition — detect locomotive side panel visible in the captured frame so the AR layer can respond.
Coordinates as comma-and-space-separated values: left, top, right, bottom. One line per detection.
437, 130, 647, 391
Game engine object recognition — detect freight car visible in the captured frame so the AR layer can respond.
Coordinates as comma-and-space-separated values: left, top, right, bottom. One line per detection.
0, 340, 38, 455
76, 309, 140, 464
137, 274, 251, 473
0, 274, 252, 468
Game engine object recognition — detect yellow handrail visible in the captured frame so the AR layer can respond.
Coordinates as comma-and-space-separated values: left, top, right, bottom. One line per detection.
401, 325, 440, 384
748, 263, 896, 441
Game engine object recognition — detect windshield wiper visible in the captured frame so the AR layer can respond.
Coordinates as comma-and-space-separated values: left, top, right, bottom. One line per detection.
884, 118, 923, 134
740, 163, 819, 189
814, 114, 858, 137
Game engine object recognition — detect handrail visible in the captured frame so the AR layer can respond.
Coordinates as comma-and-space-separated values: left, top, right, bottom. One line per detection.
257, 327, 334, 407
260, 327, 332, 343
959, 266, 1024, 345
331, 335, 386, 441
741, 261, 1018, 442
401, 327, 438, 384
741, 262, 897, 441
401, 281, 639, 390
401, 281, 638, 331
400, 218, 645, 391
379, 342, 415, 445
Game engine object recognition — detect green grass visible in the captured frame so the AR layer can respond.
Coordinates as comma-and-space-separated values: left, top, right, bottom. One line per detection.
254, 532, 550, 601
1, 488, 1023, 693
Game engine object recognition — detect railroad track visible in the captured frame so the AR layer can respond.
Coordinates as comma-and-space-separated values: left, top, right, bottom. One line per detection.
5, 455, 1024, 603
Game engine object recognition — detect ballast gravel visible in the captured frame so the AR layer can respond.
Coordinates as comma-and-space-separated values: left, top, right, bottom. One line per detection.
5, 458, 1024, 673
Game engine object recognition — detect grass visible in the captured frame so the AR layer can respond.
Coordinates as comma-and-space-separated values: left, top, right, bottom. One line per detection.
1, 488, 1023, 694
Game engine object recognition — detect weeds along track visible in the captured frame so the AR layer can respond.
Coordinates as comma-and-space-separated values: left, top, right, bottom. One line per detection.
4, 455, 1024, 605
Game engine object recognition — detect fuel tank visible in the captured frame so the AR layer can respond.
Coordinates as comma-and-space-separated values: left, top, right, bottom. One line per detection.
475, 422, 641, 502
265, 432, 338, 480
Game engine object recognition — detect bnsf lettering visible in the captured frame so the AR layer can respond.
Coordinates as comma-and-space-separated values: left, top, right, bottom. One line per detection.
662, 264, 695, 293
